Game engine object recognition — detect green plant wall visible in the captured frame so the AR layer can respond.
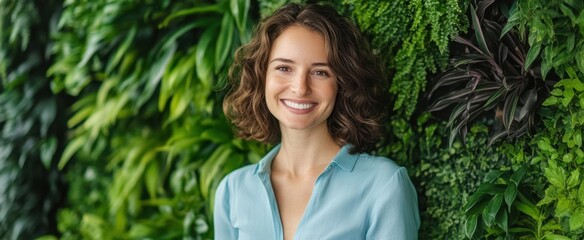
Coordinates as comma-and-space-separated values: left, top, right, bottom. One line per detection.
2, 0, 584, 239
0, 0, 65, 239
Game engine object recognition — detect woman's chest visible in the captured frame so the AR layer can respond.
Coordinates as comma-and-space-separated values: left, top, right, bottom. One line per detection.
230, 173, 371, 240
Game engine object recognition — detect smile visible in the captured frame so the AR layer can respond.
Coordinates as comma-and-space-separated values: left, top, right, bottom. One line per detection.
282, 100, 316, 110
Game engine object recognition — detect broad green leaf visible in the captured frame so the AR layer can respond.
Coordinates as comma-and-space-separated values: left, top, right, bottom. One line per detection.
484, 193, 504, 227
555, 197, 572, 217
525, 42, 541, 71
537, 137, 554, 152
466, 195, 490, 216
495, 208, 508, 234
570, 210, 584, 231
515, 200, 540, 220
504, 183, 517, 212
544, 164, 566, 189
484, 170, 504, 183
465, 214, 478, 239
562, 152, 573, 163
562, 88, 574, 107
542, 96, 558, 106
510, 165, 526, 185
544, 234, 572, 240
567, 169, 580, 189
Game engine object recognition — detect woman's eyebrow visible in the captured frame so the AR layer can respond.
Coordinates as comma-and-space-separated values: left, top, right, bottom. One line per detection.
269, 58, 329, 66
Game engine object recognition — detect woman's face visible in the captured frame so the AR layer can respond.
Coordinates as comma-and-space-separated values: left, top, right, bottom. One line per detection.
265, 25, 337, 132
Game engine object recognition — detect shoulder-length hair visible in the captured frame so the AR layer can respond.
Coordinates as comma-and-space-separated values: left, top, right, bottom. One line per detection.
223, 3, 387, 153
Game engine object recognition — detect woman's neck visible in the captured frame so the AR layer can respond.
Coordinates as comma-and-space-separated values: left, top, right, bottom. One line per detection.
272, 124, 341, 177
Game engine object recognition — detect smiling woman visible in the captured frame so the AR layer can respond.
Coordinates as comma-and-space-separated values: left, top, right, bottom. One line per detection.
219, 3, 420, 240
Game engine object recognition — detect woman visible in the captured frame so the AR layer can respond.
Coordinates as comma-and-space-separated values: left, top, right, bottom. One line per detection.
216, 3, 420, 239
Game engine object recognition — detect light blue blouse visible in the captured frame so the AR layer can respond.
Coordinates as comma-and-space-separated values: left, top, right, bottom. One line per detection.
213, 144, 420, 240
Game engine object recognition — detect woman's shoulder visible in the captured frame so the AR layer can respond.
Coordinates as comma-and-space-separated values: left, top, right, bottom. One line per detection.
218, 163, 259, 187
354, 152, 405, 178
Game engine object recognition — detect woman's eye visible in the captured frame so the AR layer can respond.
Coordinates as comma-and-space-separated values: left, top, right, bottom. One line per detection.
276, 66, 290, 72
313, 70, 330, 77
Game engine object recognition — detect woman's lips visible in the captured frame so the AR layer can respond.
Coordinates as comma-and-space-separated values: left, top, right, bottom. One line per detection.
281, 99, 317, 113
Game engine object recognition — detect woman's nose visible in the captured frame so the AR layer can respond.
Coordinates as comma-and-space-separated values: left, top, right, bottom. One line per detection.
291, 73, 311, 95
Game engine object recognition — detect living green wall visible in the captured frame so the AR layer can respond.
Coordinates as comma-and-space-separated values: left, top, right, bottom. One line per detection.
1, 0, 583, 239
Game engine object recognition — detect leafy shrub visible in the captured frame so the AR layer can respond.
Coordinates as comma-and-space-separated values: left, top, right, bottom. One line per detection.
417, 119, 508, 239
46, 0, 264, 239
428, 0, 553, 146
504, 0, 584, 80
341, 0, 468, 117
0, 1, 65, 239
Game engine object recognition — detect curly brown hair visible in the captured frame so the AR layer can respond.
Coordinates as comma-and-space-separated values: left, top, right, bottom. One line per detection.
223, 3, 387, 153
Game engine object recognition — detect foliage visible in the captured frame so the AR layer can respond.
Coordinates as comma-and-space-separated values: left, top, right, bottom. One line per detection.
429, 0, 552, 147
415, 119, 509, 239
535, 71, 584, 237
460, 0, 584, 238
503, 0, 584, 80
0, 0, 65, 239
45, 0, 265, 239
342, 0, 468, 117
4, 0, 584, 239
463, 166, 564, 239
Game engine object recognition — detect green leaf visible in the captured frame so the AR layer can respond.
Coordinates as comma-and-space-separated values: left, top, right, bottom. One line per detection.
579, 182, 584, 205
40, 137, 57, 170
215, 14, 235, 73
537, 137, 554, 152
465, 214, 478, 239
504, 183, 517, 212
58, 136, 86, 170
484, 170, 504, 183
515, 200, 540, 220
199, 145, 232, 199
555, 197, 572, 217
510, 165, 526, 185
567, 169, 580, 189
545, 164, 566, 189
525, 42, 541, 71
570, 210, 584, 231
545, 234, 573, 240
562, 88, 574, 107
161, 4, 222, 27
495, 208, 508, 234
542, 96, 558, 106
230, 0, 250, 32
144, 160, 160, 199
200, 127, 231, 143
484, 193, 504, 227
196, 25, 218, 86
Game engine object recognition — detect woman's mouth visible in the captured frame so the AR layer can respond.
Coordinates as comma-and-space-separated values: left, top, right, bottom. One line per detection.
282, 100, 315, 110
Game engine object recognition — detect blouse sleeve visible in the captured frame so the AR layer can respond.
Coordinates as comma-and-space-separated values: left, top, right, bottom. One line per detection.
366, 167, 420, 240
213, 177, 238, 239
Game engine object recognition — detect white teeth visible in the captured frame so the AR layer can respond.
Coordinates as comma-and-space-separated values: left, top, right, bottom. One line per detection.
283, 100, 314, 110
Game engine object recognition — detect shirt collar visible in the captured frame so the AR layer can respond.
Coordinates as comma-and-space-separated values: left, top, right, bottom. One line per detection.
253, 144, 358, 175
